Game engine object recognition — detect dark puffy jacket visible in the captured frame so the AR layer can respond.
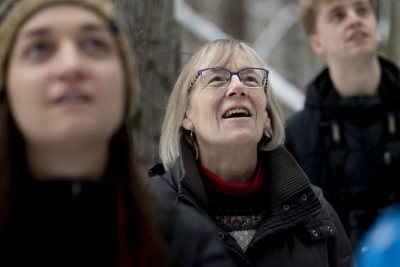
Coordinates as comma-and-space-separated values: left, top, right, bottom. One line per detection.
149, 137, 352, 267
157, 200, 235, 267
2, 176, 233, 267
285, 57, 400, 245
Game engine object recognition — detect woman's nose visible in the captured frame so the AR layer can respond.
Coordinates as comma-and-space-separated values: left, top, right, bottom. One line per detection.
225, 75, 248, 97
53, 42, 84, 81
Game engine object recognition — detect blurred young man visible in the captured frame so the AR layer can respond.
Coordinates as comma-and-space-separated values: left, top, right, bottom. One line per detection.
285, 0, 400, 245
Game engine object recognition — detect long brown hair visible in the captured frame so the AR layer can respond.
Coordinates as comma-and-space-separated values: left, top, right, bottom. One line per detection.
0, 78, 170, 267
111, 123, 170, 267
0, 0, 169, 266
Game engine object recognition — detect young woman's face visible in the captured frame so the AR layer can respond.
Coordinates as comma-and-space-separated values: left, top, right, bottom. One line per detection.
6, 4, 125, 146
182, 52, 270, 152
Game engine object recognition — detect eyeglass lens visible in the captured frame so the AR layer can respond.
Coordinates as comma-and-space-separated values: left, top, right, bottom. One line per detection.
201, 68, 267, 88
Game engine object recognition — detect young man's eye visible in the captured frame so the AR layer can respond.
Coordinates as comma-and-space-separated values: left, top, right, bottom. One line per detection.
356, 6, 370, 17
331, 11, 345, 22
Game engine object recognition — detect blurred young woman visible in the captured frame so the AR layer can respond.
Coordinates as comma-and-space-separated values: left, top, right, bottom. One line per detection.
150, 39, 353, 267
0, 1, 232, 266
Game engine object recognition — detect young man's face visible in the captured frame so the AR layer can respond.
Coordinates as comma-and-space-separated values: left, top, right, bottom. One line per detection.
309, 0, 380, 62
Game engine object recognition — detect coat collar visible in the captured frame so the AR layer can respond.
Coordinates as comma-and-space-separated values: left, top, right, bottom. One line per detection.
175, 137, 337, 242
305, 56, 400, 110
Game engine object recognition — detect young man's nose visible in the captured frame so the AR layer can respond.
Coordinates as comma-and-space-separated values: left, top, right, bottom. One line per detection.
346, 8, 363, 27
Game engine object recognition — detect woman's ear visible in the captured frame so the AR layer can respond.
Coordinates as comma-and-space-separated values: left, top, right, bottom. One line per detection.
309, 34, 326, 55
182, 116, 194, 131
264, 114, 271, 130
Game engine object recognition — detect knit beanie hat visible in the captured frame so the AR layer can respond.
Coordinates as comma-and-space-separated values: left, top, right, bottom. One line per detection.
0, 0, 138, 118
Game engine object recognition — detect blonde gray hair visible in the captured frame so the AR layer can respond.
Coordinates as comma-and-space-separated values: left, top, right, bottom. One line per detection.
159, 39, 285, 170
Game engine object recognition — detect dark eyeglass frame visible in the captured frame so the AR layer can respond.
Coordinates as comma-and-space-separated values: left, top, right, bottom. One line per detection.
188, 67, 269, 93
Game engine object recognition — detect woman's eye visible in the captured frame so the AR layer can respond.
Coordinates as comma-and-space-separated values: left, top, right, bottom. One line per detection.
210, 76, 224, 82
24, 42, 53, 61
242, 75, 257, 82
241, 73, 262, 87
81, 38, 111, 57
207, 75, 227, 86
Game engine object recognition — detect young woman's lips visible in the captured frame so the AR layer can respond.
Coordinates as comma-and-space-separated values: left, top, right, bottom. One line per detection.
54, 92, 91, 105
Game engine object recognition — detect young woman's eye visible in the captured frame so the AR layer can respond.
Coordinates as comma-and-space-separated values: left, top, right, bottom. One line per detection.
81, 38, 111, 57
24, 41, 53, 61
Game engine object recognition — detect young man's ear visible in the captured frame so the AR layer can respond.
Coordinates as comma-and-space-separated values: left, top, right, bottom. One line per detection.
309, 34, 326, 55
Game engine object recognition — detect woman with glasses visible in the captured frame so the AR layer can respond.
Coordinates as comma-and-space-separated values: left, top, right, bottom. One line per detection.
149, 38, 352, 267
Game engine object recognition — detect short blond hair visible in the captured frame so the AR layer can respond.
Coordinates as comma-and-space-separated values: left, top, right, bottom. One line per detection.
159, 39, 285, 170
300, 0, 378, 35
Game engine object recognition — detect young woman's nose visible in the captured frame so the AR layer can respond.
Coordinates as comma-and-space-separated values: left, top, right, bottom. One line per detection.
54, 42, 84, 81
226, 75, 248, 97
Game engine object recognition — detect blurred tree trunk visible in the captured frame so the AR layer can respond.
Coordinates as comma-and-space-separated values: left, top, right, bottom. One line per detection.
188, 0, 245, 38
385, 0, 400, 66
113, 0, 180, 168
218, 0, 245, 38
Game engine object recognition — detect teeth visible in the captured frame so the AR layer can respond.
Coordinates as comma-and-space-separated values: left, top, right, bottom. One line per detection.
223, 108, 250, 118
351, 32, 366, 40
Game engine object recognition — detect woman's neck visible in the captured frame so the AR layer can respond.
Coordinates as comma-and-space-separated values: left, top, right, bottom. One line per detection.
26, 140, 109, 182
199, 145, 258, 183
327, 55, 381, 97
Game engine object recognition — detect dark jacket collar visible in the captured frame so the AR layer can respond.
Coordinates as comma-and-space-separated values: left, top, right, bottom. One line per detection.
169, 137, 338, 244
305, 56, 400, 110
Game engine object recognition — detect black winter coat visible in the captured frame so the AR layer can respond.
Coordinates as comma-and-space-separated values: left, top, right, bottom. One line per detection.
149, 137, 352, 267
285, 57, 400, 245
1, 175, 233, 267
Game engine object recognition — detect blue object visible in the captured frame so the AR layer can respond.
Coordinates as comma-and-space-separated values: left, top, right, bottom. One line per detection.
356, 205, 400, 267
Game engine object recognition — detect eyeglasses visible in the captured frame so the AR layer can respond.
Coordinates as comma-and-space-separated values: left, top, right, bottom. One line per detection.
189, 67, 269, 92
